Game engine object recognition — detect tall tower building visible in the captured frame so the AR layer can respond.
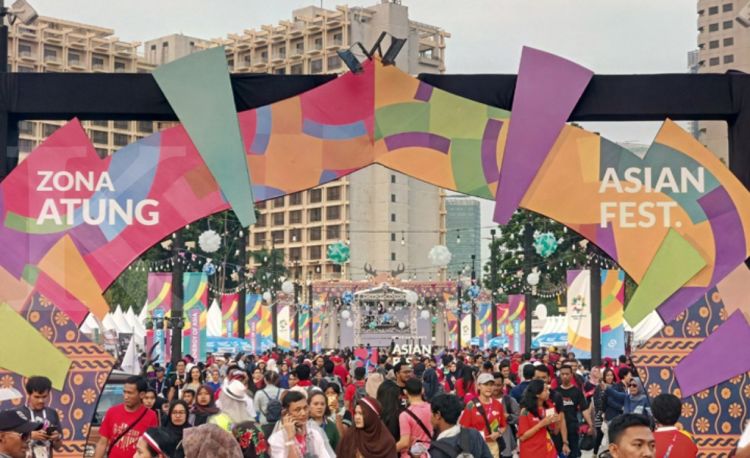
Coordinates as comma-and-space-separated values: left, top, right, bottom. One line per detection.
445, 195, 481, 279
695, 0, 750, 164
199, 1, 450, 282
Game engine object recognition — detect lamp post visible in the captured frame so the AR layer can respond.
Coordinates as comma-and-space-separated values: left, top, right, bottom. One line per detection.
270, 237, 278, 347
470, 254, 477, 341
307, 274, 314, 351
237, 228, 248, 338
456, 270, 463, 349
490, 229, 498, 339
170, 230, 184, 364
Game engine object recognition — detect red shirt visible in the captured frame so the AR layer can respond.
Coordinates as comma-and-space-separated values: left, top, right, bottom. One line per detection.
333, 364, 349, 386
654, 427, 698, 458
344, 380, 365, 414
455, 379, 476, 403
99, 404, 158, 458
459, 398, 507, 440
518, 410, 557, 458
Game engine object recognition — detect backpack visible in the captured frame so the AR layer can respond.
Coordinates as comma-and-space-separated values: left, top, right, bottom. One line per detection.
429, 427, 475, 458
261, 388, 282, 424
322, 375, 342, 393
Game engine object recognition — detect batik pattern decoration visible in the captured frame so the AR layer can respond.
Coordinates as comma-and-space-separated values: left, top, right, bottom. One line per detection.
0, 293, 113, 457
631, 288, 749, 457
2, 45, 750, 452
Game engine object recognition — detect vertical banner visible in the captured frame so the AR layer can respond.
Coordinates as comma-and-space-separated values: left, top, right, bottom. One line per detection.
153, 308, 165, 365
182, 272, 208, 360
446, 310, 458, 349
460, 308, 472, 348
298, 310, 310, 351
506, 295, 526, 353
312, 305, 323, 353
601, 269, 626, 359
246, 294, 273, 351
147, 273, 172, 313
567, 270, 592, 359
277, 304, 291, 350
249, 321, 257, 354
220, 293, 239, 337
476, 303, 491, 347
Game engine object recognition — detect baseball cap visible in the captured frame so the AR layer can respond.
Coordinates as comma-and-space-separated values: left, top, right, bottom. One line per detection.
477, 373, 495, 385
0, 409, 43, 434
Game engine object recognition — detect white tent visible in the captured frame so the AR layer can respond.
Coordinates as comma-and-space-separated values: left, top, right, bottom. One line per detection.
112, 305, 132, 334
138, 302, 149, 324
632, 311, 664, 347
79, 313, 100, 335
206, 299, 223, 337
101, 312, 118, 333
124, 307, 137, 328
120, 336, 141, 375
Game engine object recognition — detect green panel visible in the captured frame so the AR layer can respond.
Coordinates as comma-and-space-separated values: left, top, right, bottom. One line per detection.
624, 229, 706, 327
153, 47, 256, 227
487, 105, 511, 120
429, 89, 491, 139
22, 264, 38, 285
450, 138, 493, 199
375, 102, 431, 139
5, 211, 70, 234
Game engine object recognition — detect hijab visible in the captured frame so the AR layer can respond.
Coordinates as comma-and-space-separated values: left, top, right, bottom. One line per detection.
336, 396, 397, 458
193, 385, 221, 426
182, 423, 243, 458
165, 400, 190, 458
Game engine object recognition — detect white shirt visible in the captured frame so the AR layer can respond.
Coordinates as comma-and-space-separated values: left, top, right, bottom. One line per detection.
268, 424, 334, 458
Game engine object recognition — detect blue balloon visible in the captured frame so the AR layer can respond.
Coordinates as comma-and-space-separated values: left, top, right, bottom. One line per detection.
342, 291, 354, 304
468, 285, 480, 299
202, 262, 216, 276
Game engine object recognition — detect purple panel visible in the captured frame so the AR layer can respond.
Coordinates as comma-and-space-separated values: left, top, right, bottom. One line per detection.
384, 132, 451, 155
658, 186, 746, 322
595, 225, 618, 261
481, 119, 504, 184
414, 82, 433, 102
493, 47, 593, 224
674, 310, 750, 397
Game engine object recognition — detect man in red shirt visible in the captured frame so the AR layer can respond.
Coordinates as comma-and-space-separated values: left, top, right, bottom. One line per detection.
651, 394, 697, 458
459, 373, 507, 458
344, 367, 366, 415
93, 376, 158, 458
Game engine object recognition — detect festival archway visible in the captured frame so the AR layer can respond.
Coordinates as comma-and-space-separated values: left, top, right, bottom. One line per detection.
1, 46, 749, 454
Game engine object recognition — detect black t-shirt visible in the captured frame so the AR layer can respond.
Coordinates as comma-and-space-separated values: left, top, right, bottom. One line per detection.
555, 385, 588, 427
18, 406, 60, 458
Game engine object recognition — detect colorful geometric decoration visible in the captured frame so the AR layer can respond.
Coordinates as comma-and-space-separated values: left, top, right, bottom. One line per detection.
566, 270, 592, 359
326, 240, 350, 265
533, 231, 558, 258
600, 269, 626, 359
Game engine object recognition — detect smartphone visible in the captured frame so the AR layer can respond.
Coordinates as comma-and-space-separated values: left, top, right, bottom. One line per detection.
545, 408, 556, 418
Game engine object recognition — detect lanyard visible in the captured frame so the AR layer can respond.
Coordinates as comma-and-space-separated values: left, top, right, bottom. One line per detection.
26, 406, 47, 422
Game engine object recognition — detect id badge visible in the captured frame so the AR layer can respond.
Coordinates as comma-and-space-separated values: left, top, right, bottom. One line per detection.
31, 445, 49, 458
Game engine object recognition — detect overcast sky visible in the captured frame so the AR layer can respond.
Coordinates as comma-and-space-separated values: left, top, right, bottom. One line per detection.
30, 0, 699, 261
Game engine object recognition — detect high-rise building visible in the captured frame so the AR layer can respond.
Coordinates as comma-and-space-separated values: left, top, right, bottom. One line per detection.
9, 16, 158, 163
197, 1, 450, 282
445, 195, 481, 279
695, 0, 750, 164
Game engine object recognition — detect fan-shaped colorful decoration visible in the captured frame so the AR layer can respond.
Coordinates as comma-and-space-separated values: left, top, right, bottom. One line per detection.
327, 241, 350, 265
533, 231, 558, 258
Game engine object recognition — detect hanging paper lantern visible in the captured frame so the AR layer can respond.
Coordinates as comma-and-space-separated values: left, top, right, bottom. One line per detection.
533, 232, 558, 258
527, 270, 540, 286
428, 245, 452, 267
405, 290, 418, 304
420, 309, 430, 320
431, 316, 438, 324
198, 230, 221, 253
468, 284, 480, 299
342, 291, 354, 305
398, 321, 406, 329
281, 280, 295, 295
346, 319, 354, 328
262, 291, 272, 302
202, 261, 216, 276
369, 321, 377, 329
341, 309, 351, 320
327, 241, 351, 265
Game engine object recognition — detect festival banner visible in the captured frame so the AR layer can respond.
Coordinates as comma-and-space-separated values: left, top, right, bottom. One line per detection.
446, 310, 458, 349
506, 295, 526, 353
246, 293, 273, 352
146, 273, 172, 313
476, 302, 492, 347
277, 304, 291, 350
567, 270, 592, 359
298, 310, 310, 351
601, 269, 626, 359
153, 308, 165, 365
220, 293, 239, 337
182, 272, 207, 360
460, 307, 472, 348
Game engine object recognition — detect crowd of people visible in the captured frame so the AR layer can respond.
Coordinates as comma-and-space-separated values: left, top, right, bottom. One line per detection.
3, 346, 749, 457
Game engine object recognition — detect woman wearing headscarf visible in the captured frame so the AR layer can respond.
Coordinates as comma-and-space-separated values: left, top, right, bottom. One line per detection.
606, 378, 653, 417
192, 385, 221, 426
365, 371, 384, 399
134, 427, 178, 458
337, 396, 398, 458
162, 400, 190, 458
182, 423, 244, 458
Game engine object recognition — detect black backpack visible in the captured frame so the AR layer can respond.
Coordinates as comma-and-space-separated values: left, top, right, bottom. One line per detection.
429, 427, 475, 458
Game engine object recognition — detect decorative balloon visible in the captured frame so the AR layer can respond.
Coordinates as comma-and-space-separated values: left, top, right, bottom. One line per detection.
398, 321, 406, 329
198, 229, 221, 253
342, 291, 354, 305
327, 241, 351, 265
468, 284, 480, 299
431, 316, 438, 324
428, 245, 452, 267
262, 291, 272, 302
341, 309, 351, 320
281, 280, 295, 295
202, 261, 216, 276
346, 319, 353, 328
527, 269, 540, 286
405, 290, 418, 304
533, 231, 558, 258
420, 309, 430, 320
368, 321, 377, 329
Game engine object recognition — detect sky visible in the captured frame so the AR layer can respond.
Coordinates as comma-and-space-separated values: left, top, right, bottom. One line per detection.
30, 0, 699, 261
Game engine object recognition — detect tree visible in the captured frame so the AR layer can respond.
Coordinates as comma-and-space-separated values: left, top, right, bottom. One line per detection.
250, 247, 288, 295
483, 209, 621, 311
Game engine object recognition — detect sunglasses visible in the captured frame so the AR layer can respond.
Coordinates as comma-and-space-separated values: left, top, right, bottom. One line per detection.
629, 383, 638, 388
